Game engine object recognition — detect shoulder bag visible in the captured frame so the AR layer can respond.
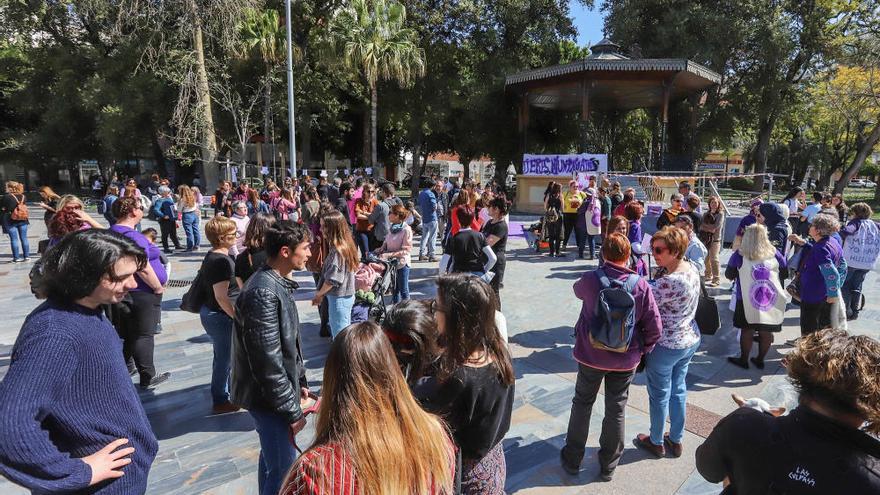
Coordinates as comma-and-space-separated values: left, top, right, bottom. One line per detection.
694, 276, 721, 335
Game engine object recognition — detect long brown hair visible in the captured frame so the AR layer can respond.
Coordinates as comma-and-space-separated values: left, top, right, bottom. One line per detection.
451, 189, 471, 209
178, 185, 196, 208
243, 213, 276, 251
296, 322, 453, 494
320, 209, 359, 271
435, 273, 515, 386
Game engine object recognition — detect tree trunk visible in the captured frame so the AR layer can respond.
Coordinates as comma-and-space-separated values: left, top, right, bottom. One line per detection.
190, 0, 219, 190
751, 113, 777, 191
151, 132, 167, 177
362, 103, 370, 169
834, 121, 880, 195
370, 83, 378, 174
263, 70, 272, 179
299, 102, 311, 173
409, 137, 422, 195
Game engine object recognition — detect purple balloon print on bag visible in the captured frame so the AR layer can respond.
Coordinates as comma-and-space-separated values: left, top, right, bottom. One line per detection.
749, 263, 777, 310
752, 264, 772, 281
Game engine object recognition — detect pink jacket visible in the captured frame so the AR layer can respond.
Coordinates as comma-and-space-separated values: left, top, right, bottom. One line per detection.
378, 225, 412, 267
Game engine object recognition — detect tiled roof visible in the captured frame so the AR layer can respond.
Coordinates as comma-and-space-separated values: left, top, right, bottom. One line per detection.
505, 59, 721, 86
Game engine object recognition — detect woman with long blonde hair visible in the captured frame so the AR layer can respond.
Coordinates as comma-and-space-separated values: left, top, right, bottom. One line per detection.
177, 184, 201, 251
37, 185, 61, 226
312, 209, 359, 338
725, 223, 789, 369
281, 322, 455, 495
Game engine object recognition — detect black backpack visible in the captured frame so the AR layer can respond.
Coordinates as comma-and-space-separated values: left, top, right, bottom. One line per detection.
589, 268, 640, 353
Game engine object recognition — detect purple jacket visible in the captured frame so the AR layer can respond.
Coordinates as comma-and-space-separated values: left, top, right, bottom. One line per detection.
572, 263, 662, 371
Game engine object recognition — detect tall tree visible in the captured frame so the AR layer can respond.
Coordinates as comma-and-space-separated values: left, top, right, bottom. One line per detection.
330, 0, 425, 171
238, 8, 289, 172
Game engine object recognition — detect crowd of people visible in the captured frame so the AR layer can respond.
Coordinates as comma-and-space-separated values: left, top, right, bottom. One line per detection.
0, 171, 878, 494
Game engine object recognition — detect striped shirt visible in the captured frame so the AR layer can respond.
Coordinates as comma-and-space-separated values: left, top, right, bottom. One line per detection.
281, 440, 456, 495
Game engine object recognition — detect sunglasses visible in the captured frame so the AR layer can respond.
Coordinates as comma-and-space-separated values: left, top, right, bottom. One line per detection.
652, 246, 668, 255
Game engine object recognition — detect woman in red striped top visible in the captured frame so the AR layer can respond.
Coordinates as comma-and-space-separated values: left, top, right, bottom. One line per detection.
280, 322, 456, 495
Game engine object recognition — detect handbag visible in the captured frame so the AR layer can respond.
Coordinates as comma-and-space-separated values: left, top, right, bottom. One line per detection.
694, 278, 721, 336
179, 270, 206, 313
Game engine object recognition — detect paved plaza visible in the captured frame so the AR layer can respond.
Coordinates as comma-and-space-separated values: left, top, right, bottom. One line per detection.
1, 208, 878, 494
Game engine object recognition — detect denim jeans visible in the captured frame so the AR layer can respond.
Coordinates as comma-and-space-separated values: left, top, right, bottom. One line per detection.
6, 222, 29, 260
576, 229, 596, 258
249, 408, 296, 495
327, 294, 355, 338
645, 341, 699, 445
355, 231, 370, 260
841, 267, 868, 319
393, 264, 410, 303
199, 306, 233, 405
419, 220, 438, 257
181, 211, 201, 250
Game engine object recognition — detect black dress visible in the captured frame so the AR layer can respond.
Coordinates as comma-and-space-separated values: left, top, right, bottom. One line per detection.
481, 219, 508, 293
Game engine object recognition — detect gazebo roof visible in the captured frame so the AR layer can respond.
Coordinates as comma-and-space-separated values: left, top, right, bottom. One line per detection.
505, 40, 722, 111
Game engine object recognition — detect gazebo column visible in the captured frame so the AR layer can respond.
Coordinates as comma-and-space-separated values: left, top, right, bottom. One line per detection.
660, 83, 670, 170
516, 93, 529, 170
580, 79, 592, 153
688, 93, 703, 171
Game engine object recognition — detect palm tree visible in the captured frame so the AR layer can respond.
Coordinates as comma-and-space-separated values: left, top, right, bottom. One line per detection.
331, 0, 425, 171
238, 9, 290, 175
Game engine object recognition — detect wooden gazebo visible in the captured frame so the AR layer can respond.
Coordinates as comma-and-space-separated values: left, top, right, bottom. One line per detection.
505, 38, 722, 170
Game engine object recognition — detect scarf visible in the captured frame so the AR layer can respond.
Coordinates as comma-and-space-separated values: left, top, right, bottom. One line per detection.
390, 222, 404, 234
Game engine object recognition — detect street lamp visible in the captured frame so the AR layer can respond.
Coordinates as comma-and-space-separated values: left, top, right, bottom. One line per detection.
284, 0, 298, 179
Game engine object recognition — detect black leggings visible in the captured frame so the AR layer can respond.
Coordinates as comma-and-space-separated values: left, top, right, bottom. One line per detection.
562, 213, 578, 247
120, 291, 162, 384
800, 300, 831, 336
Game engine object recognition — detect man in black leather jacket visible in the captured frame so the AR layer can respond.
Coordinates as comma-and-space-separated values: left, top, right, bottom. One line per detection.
230, 221, 312, 495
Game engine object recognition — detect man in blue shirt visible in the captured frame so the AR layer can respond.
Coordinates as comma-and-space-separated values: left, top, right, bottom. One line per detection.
800, 192, 829, 225
417, 180, 443, 261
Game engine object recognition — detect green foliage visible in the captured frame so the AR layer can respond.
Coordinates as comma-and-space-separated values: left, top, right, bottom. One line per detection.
727, 177, 755, 191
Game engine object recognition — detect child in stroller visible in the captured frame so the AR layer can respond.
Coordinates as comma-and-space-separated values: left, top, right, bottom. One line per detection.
351, 255, 398, 324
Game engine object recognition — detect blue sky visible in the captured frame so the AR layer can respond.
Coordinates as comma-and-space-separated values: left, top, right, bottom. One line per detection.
569, 2, 605, 49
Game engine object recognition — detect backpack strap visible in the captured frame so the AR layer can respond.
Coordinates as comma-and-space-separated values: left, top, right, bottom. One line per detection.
595, 268, 611, 289
622, 274, 640, 292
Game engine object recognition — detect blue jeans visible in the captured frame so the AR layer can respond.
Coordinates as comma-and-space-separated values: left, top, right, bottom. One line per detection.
419, 220, 438, 257
6, 222, 29, 260
576, 228, 596, 258
199, 306, 233, 405
249, 408, 296, 495
393, 264, 410, 302
327, 294, 355, 338
645, 341, 699, 445
182, 211, 201, 250
355, 231, 370, 260
841, 267, 868, 318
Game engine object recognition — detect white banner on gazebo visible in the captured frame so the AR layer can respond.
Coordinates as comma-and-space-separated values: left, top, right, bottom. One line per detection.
522, 153, 608, 176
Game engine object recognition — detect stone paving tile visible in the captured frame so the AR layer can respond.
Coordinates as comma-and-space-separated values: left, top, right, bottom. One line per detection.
2, 211, 879, 494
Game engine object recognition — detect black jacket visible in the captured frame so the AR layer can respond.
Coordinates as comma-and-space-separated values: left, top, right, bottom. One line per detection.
230, 266, 308, 423
696, 406, 880, 494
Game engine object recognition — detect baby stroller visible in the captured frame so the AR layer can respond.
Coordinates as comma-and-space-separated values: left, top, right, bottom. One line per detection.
523, 221, 551, 253
351, 255, 398, 325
